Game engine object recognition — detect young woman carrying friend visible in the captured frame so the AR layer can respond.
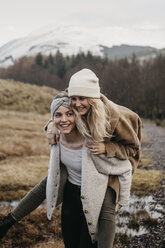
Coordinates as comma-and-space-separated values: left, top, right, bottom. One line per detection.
46, 68, 142, 247
47, 68, 142, 211
0, 93, 133, 248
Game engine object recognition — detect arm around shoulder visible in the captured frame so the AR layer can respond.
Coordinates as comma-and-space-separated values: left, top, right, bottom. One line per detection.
44, 119, 59, 145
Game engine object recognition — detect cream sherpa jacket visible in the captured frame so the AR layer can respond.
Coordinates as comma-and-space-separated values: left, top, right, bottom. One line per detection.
46, 139, 132, 242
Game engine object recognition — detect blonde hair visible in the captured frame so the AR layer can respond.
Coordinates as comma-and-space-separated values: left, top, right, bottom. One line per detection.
73, 98, 112, 142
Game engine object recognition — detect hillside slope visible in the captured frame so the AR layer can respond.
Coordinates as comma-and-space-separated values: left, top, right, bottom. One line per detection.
0, 79, 58, 114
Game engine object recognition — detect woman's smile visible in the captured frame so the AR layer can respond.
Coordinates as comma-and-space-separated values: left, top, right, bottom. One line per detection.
54, 106, 75, 134
71, 96, 90, 115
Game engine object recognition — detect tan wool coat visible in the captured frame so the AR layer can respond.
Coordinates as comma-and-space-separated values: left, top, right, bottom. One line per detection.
100, 94, 142, 197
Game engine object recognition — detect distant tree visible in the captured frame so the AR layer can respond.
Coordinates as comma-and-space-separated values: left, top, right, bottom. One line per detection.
35, 53, 43, 66
44, 54, 55, 74
47, 54, 54, 65
141, 55, 165, 118
54, 50, 66, 78
1, 51, 164, 119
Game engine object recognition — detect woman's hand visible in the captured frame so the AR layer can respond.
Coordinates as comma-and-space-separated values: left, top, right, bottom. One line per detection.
115, 203, 122, 213
46, 122, 59, 145
47, 132, 59, 145
87, 142, 106, 154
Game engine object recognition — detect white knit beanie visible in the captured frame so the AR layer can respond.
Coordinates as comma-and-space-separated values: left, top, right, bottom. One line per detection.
68, 68, 100, 98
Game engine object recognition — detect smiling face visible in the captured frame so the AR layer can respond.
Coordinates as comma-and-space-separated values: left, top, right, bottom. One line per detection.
70, 96, 91, 116
54, 106, 75, 134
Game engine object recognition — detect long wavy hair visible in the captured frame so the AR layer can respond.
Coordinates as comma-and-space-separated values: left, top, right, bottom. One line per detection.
73, 98, 112, 142
54, 91, 112, 141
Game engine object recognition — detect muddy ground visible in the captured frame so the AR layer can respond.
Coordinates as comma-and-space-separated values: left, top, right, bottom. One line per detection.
120, 120, 165, 248
142, 120, 165, 171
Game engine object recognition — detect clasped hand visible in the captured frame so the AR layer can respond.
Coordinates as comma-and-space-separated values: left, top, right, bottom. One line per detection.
87, 142, 106, 155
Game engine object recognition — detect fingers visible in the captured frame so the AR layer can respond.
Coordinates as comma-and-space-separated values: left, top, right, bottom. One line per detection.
47, 133, 58, 145
115, 204, 122, 213
87, 146, 100, 154
115, 205, 119, 213
87, 142, 94, 149
87, 142, 105, 154
91, 151, 100, 155
87, 142, 98, 149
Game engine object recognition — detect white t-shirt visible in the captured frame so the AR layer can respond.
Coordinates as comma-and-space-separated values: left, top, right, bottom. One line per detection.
60, 142, 82, 186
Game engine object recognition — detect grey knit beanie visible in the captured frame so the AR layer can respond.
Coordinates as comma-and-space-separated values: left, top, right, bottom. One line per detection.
68, 68, 100, 98
51, 95, 70, 119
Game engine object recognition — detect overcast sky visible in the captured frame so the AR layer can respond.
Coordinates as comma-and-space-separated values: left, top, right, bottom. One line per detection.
0, 0, 164, 48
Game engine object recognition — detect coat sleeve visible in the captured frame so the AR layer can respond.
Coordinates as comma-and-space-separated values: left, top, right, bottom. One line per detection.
105, 113, 142, 172
91, 154, 132, 206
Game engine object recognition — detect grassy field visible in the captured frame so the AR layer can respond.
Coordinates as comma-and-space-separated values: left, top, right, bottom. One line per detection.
0, 79, 164, 247
0, 79, 63, 247
0, 109, 50, 200
0, 79, 58, 114
0, 78, 59, 201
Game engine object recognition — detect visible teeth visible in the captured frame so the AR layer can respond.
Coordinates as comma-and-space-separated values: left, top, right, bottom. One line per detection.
60, 124, 69, 127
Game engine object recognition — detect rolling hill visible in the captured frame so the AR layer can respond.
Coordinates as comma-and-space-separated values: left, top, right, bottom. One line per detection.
0, 79, 58, 114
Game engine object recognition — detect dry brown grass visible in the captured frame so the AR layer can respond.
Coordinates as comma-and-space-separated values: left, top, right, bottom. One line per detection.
0, 80, 63, 246
0, 109, 51, 200
138, 148, 153, 168
0, 79, 58, 114
0, 109, 64, 246
0, 155, 49, 200
0, 110, 50, 157
0, 207, 63, 248
32, 239, 64, 248
32, 241, 64, 248
138, 133, 153, 168
133, 128, 164, 195
0, 78, 64, 246
131, 169, 164, 196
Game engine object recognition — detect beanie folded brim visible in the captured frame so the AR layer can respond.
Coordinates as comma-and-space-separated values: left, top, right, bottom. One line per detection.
68, 86, 100, 98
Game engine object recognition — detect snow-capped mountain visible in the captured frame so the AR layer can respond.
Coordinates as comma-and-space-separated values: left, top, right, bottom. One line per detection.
0, 25, 105, 67
0, 24, 162, 68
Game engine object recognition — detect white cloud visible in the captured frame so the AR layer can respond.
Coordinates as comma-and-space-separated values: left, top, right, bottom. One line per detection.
5, 26, 15, 31
0, 0, 164, 48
